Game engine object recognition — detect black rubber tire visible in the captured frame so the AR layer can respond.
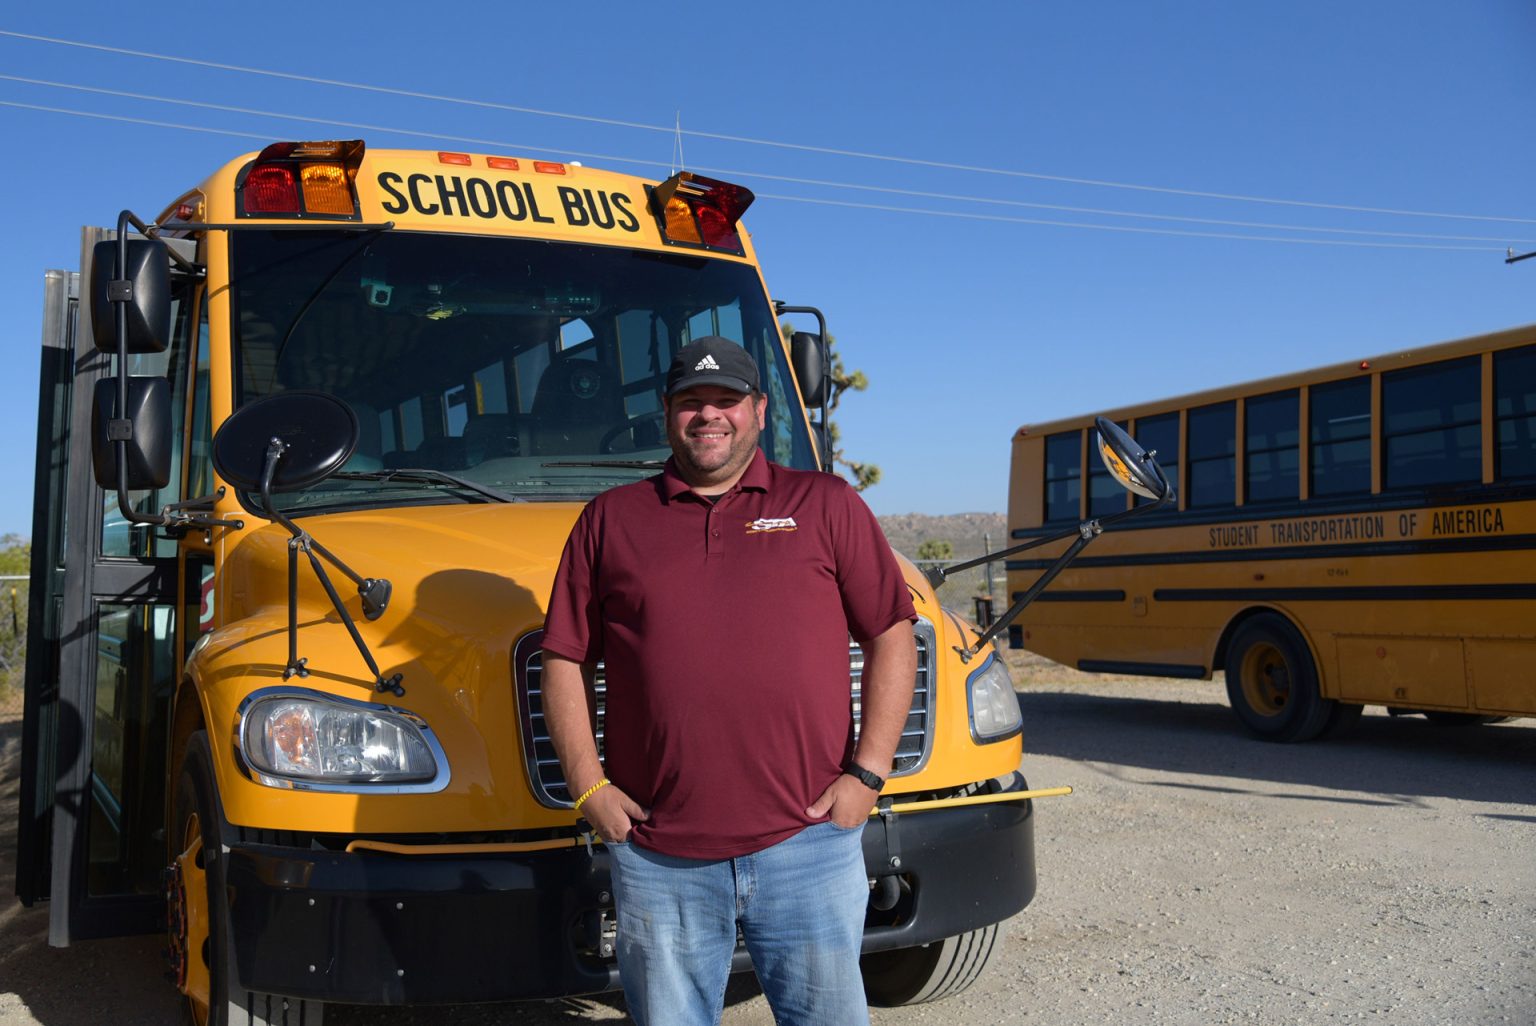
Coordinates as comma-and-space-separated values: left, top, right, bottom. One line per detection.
860, 924, 999, 1007
173, 732, 323, 1026
1224, 614, 1334, 743
1323, 701, 1365, 738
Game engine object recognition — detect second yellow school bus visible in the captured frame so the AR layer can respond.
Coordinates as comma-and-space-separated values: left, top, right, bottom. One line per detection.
1007, 324, 1536, 741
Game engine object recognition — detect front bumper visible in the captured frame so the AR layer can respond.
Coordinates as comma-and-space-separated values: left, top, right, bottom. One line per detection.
224, 772, 1039, 1004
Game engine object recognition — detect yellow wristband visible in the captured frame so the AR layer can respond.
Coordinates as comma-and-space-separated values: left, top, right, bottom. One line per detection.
572, 778, 610, 813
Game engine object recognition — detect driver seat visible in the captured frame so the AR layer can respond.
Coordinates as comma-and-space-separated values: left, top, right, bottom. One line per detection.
529, 353, 621, 455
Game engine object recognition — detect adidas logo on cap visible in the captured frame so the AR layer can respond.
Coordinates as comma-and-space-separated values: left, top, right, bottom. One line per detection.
694, 354, 721, 371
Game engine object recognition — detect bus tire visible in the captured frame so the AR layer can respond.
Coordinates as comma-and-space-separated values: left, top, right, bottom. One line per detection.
172, 732, 324, 1026
1323, 701, 1364, 737
1224, 615, 1334, 743
860, 924, 998, 1006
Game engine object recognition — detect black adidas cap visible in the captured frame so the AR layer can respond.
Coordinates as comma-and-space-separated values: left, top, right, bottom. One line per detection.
665, 336, 761, 396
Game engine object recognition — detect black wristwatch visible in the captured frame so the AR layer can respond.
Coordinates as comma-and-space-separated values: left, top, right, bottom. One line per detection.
843, 760, 885, 791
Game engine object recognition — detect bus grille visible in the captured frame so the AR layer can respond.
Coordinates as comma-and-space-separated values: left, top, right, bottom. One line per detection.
514, 618, 937, 809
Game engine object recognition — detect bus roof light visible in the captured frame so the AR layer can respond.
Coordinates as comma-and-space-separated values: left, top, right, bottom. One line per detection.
242, 140, 366, 218
487, 157, 521, 171
533, 162, 567, 175
244, 165, 300, 213
301, 163, 354, 215
650, 172, 755, 253
438, 152, 472, 166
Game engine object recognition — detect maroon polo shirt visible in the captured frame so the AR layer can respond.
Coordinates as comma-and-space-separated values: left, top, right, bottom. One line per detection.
542, 450, 916, 859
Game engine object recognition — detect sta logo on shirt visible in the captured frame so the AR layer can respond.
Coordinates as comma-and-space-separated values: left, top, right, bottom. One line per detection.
746, 516, 798, 534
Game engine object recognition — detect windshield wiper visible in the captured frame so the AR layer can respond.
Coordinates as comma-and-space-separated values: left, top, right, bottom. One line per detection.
540, 460, 665, 469
332, 469, 522, 502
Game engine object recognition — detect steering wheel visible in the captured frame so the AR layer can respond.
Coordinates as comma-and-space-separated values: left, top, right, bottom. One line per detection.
600, 410, 667, 454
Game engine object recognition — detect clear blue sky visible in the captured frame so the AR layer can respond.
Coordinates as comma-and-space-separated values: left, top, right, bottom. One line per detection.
3, 3, 1534, 536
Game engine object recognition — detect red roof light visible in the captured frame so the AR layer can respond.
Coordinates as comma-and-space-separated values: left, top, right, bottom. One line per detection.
244, 164, 299, 213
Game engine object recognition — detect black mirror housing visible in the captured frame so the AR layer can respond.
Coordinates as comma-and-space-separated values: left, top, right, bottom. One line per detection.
89, 239, 172, 355
91, 376, 172, 489
790, 331, 829, 407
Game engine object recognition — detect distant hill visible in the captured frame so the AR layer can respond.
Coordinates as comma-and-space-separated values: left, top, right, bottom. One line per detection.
878, 512, 1007, 562
878, 512, 1008, 607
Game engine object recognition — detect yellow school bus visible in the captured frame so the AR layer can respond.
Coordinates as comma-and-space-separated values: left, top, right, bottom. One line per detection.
1007, 324, 1536, 741
17, 140, 1058, 1023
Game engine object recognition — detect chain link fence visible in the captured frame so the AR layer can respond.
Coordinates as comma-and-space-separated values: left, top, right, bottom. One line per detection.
0, 576, 28, 726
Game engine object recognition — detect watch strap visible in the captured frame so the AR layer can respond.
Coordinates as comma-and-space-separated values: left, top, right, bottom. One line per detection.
843, 761, 885, 791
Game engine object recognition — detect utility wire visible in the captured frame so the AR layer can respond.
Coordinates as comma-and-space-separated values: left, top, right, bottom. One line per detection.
4, 28, 1534, 227
0, 100, 1506, 253
4, 75, 1530, 247
754, 193, 1502, 252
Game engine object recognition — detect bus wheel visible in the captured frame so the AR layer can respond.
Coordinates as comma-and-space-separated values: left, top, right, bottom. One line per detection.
860, 925, 998, 1006
1224, 615, 1333, 742
171, 732, 325, 1026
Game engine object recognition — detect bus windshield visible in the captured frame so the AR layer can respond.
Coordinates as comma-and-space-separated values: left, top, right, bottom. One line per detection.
230, 230, 816, 509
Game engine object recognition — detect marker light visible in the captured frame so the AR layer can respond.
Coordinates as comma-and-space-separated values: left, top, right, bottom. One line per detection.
240, 140, 365, 218
487, 157, 520, 170
533, 162, 567, 175
244, 165, 299, 213
438, 152, 472, 165
650, 172, 755, 254
301, 163, 353, 215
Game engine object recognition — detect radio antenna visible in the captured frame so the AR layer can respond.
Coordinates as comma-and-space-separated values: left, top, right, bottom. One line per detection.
672, 111, 686, 174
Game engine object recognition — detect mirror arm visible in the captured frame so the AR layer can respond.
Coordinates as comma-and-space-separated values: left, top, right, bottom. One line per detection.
949, 486, 1176, 662
258, 439, 404, 696
923, 522, 1087, 590
954, 523, 1100, 663
775, 301, 832, 473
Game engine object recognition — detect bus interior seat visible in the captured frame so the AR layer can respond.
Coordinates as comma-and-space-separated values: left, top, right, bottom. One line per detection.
463, 413, 518, 464
529, 353, 621, 455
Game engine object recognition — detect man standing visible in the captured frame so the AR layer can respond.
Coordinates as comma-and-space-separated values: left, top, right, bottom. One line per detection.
541, 336, 917, 1025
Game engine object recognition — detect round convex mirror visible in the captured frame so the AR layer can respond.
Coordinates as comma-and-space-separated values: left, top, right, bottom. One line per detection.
1094, 416, 1169, 501
212, 391, 359, 506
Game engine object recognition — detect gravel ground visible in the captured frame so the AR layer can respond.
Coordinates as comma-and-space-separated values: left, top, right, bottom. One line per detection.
3, 655, 1532, 1025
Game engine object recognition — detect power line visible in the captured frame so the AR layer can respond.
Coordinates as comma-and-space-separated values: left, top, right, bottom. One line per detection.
4, 28, 1534, 227
753, 193, 1502, 252
4, 75, 1530, 247
0, 100, 1505, 253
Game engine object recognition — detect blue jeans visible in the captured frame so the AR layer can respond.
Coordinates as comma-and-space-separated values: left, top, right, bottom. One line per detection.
607, 821, 870, 1026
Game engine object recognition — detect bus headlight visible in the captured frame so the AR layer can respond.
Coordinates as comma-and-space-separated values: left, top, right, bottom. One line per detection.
238, 689, 447, 792
967, 656, 1023, 743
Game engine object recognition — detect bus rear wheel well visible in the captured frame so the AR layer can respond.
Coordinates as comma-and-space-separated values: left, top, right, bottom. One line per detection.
1213, 606, 1298, 672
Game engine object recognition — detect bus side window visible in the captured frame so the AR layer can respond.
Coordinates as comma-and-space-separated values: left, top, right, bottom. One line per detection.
1088, 421, 1130, 516
1186, 401, 1236, 508
1245, 390, 1299, 504
1382, 356, 1480, 489
1309, 377, 1371, 497
1494, 343, 1536, 480
1044, 431, 1082, 522
1133, 413, 1179, 507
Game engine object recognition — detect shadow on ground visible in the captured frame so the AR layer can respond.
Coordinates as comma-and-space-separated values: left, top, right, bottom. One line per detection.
1017, 688, 1536, 806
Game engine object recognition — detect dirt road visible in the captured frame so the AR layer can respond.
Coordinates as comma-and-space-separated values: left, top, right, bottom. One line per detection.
4, 662, 1532, 1024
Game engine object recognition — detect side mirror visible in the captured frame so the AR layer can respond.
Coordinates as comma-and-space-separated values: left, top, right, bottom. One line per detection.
211, 391, 401, 693
91, 377, 171, 489
1094, 416, 1173, 503
212, 391, 359, 513
89, 239, 172, 355
790, 331, 829, 407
